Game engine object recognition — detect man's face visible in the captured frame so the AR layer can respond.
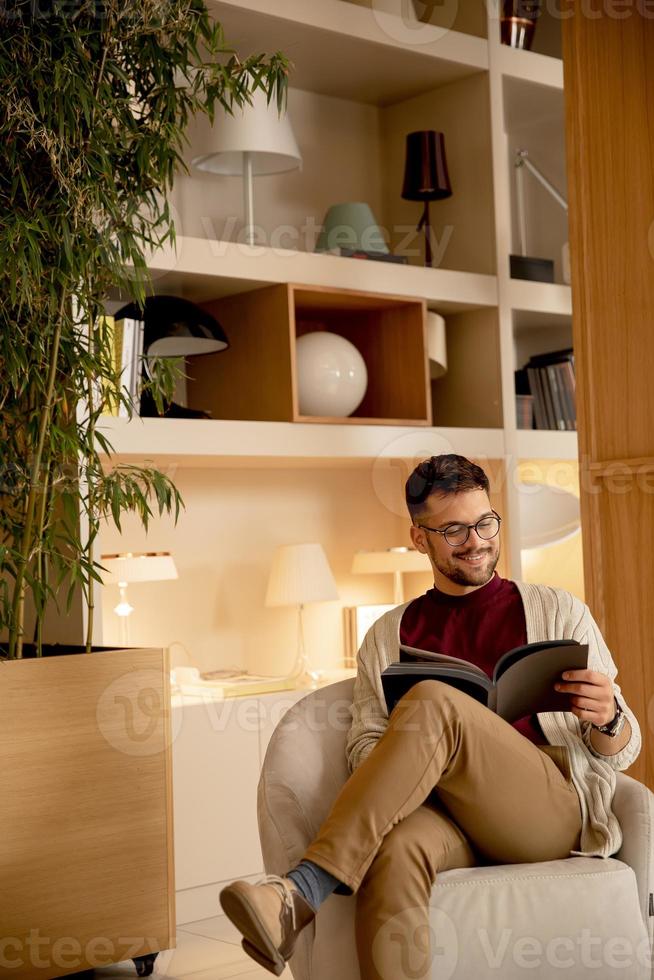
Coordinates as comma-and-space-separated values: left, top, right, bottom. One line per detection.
409, 489, 501, 594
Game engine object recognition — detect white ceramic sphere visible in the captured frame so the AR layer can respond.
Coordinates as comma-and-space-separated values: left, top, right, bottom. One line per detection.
296, 331, 368, 417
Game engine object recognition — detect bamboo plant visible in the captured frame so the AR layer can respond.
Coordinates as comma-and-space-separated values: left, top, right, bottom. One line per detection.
0, 0, 289, 659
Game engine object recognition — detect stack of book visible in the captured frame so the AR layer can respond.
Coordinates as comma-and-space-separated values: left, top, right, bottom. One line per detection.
515, 348, 576, 431
322, 246, 409, 264
101, 315, 145, 417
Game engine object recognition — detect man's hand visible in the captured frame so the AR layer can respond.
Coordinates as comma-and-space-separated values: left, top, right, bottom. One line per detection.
554, 669, 615, 725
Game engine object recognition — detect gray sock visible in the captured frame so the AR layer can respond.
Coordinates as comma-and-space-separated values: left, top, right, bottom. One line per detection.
287, 860, 341, 911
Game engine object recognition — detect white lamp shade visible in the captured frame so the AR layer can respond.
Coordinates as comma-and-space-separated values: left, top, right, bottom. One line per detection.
518, 484, 581, 550
265, 543, 339, 607
100, 552, 178, 584
190, 88, 302, 176
352, 547, 431, 575
427, 312, 448, 379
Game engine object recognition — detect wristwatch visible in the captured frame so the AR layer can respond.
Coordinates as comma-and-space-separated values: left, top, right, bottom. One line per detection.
591, 699, 626, 738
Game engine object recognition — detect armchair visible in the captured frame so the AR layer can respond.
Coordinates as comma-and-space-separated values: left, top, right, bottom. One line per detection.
257, 679, 654, 980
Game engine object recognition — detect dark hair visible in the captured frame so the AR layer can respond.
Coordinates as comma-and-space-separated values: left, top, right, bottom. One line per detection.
405, 454, 490, 523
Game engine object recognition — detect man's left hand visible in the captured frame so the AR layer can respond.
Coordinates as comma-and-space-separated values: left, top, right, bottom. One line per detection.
554, 669, 615, 725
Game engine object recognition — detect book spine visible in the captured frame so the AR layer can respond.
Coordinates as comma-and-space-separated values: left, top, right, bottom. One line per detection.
100, 315, 118, 416
561, 360, 577, 429
546, 364, 566, 431
556, 364, 575, 432
527, 366, 547, 430
117, 318, 135, 418
539, 365, 556, 429
131, 318, 145, 413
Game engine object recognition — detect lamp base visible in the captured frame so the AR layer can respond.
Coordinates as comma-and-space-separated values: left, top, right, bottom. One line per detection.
139, 390, 212, 419
292, 668, 322, 690
509, 254, 554, 283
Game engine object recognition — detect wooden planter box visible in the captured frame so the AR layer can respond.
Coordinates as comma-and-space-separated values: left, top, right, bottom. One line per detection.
0, 647, 175, 979
186, 282, 431, 426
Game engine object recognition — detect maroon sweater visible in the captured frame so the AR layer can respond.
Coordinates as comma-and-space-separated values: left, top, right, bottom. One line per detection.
400, 571, 544, 745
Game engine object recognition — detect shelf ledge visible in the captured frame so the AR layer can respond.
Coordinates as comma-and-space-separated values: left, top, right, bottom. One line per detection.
122, 237, 498, 315
516, 429, 578, 460
509, 278, 572, 317
498, 44, 563, 91
97, 417, 507, 468
209, 0, 488, 105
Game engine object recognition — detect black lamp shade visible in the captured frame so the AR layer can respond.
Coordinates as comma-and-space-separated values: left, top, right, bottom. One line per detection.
401, 131, 452, 202
115, 295, 229, 358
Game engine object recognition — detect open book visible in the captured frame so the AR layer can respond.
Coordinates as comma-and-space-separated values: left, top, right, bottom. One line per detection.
381, 639, 589, 722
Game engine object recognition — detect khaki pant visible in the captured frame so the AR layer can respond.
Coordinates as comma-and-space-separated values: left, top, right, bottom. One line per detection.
302, 680, 583, 980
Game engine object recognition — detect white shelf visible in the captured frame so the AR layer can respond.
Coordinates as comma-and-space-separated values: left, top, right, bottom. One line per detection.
97, 417, 506, 468
508, 278, 572, 317
209, 0, 488, 106
498, 44, 563, 91
124, 237, 498, 314
516, 429, 578, 460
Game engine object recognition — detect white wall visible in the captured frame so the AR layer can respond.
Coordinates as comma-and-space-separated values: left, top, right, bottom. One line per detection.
99, 464, 425, 675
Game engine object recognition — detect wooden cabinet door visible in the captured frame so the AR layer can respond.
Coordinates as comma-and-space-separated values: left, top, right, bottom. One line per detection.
563, 6, 654, 788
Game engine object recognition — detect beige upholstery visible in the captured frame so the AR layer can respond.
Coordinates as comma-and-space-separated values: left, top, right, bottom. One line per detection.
258, 679, 654, 980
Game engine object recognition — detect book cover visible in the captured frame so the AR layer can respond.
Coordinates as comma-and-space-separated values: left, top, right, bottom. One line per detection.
323, 246, 409, 264
381, 639, 589, 722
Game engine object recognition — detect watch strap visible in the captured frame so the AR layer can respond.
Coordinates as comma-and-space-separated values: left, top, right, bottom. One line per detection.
591, 699, 624, 737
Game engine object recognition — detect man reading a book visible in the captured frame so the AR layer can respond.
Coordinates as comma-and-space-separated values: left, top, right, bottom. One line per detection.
220, 454, 640, 980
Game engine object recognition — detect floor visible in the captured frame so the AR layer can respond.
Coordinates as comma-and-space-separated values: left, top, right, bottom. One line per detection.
95, 914, 291, 980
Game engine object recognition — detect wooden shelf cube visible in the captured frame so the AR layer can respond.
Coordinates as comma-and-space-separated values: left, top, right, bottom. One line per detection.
186, 283, 431, 426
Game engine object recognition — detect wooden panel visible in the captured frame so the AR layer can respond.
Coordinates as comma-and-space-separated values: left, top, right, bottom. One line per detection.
0, 648, 175, 978
293, 300, 430, 424
562, 6, 654, 787
431, 308, 503, 428
563, 7, 654, 464
186, 284, 293, 421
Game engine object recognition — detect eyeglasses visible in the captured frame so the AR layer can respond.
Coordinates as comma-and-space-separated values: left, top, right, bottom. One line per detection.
416, 511, 502, 547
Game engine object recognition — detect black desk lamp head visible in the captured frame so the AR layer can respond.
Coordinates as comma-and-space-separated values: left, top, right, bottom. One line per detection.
115, 295, 229, 418
401, 131, 452, 268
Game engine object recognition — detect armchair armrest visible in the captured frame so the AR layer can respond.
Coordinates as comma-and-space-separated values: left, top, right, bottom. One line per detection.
612, 771, 654, 931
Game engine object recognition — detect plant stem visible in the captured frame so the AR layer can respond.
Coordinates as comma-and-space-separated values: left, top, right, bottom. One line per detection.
84, 314, 97, 655
9, 293, 66, 659
33, 458, 53, 657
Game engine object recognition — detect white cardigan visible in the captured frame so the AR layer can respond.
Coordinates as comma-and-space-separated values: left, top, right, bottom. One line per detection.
346, 580, 641, 858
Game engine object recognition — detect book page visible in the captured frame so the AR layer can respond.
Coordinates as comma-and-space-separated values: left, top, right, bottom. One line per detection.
400, 644, 487, 679
381, 663, 491, 715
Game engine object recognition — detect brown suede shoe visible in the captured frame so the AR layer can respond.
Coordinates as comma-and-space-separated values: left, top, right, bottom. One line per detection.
219, 874, 316, 976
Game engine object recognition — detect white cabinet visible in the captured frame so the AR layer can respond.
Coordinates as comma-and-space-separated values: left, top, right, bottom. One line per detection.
172, 689, 306, 925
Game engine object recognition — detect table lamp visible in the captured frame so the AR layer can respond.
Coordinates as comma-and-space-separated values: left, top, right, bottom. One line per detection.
115, 295, 230, 418
265, 543, 339, 688
352, 546, 431, 604
314, 202, 388, 255
401, 130, 452, 268
512, 147, 570, 284
100, 551, 178, 646
190, 87, 302, 246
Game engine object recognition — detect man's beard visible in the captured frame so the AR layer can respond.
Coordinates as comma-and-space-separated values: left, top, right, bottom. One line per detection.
426, 541, 500, 587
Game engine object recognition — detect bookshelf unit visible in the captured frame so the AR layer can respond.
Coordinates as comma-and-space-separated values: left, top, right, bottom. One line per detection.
99, 0, 578, 652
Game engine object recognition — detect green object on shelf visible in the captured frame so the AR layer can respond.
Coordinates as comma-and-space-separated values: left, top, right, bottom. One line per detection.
315, 202, 389, 254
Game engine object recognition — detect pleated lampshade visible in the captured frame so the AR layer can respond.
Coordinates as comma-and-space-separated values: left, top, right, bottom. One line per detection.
401, 131, 452, 202
265, 543, 339, 607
